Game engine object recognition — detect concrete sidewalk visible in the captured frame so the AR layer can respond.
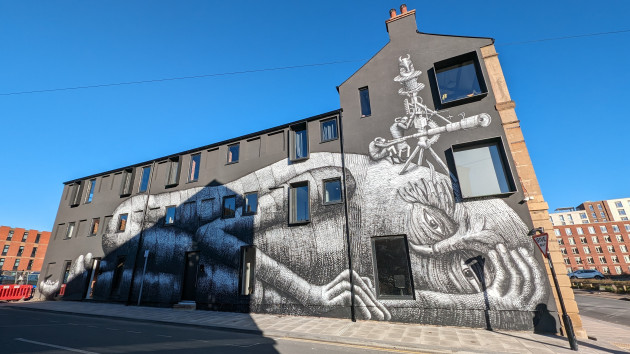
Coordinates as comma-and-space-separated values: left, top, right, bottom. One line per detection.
3, 300, 629, 353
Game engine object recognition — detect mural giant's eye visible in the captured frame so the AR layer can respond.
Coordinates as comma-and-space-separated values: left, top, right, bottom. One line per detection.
463, 268, 475, 279
422, 209, 444, 235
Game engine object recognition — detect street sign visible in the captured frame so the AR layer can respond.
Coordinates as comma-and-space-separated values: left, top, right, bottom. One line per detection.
532, 232, 549, 258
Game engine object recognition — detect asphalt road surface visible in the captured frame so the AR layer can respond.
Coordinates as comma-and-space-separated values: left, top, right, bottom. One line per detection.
0, 306, 422, 354
574, 291, 630, 327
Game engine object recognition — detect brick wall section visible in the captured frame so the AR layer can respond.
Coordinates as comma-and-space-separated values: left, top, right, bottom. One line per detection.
480, 45, 587, 339
0, 226, 51, 273
555, 222, 630, 275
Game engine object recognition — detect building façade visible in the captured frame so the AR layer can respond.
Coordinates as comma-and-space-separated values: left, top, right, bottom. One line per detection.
40, 5, 578, 334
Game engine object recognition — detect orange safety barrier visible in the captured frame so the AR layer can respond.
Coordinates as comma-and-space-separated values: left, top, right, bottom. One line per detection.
0, 285, 33, 301
59, 284, 66, 296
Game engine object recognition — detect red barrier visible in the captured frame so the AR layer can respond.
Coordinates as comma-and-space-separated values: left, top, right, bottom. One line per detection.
0, 285, 33, 301
59, 284, 66, 296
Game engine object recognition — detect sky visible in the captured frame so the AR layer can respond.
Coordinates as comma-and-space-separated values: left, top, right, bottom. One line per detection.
1, 1, 629, 231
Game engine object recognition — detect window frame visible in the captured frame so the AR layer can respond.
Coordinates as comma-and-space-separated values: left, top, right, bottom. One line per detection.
164, 205, 176, 226
227, 143, 240, 164
359, 86, 372, 118
320, 117, 339, 143
432, 51, 488, 107
1, 245, 8, 256
289, 123, 309, 162
370, 235, 415, 300
450, 137, 516, 199
65, 222, 76, 239
322, 178, 343, 205
243, 192, 258, 216
85, 179, 96, 204
289, 181, 310, 225
89, 218, 100, 236
138, 165, 152, 193
120, 168, 136, 196
117, 214, 128, 233
165, 157, 181, 187
222, 195, 237, 219
188, 153, 201, 182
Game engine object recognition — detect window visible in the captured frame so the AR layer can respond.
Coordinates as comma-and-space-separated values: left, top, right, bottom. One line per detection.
289, 182, 310, 224
90, 218, 100, 236
66, 222, 75, 239
69, 182, 84, 207
595, 246, 603, 254
560, 248, 567, 255
564, 258, 570, 265
120, 168, 135, 196
620, 245, 628, 253
600, 212, 606, 218
27, 260, 33, 270
607, 246, 615, 253
599, 256, 607, 264
613, 225, 620, 233
574, 257, 582, 264
62, 261, 72, 284
558, 239, 564, 245
580, 213, 587, 219
604, 236, 612, 243
587, 257, 594, 264
371, 235, 414, 299
565, 228, 572, 236
323, 178, 342, 204
243, 193, 258, 215
227, 144, 240, 164
571, 247, 578, 254
597, 204, 603, 210
289, 124, 309, 161
592, 213, 597, 218
612, 256, 620, 264
620, 209, 627, 216
576, 227, 584, 235
589, 205, 594, 211
240, 246, 256, 295
139, 166, 151, 193
626, 225, 630, 232
624, 255, 630, 262
222, 196, 236, 218
35, 233, 41, 243
583, 246, 591, 254
30, 247, 37, 257
554, 229, 561, 236
21, 231, 29, 242
434, 52, 486, 105
321, 118, 338, 142
0, 258, 3, 267
117, 214, 128, 232
602, 266, 610, 274
165, 157, 181, 186
189, 154, 201, 182
110, 256, 126, 297
85, 179, 96, 203
615, 266, 622, 274
17, 246, 24, 256
7, 230, 13, 241
591, 236, 599, 244
359, 87, 371, 117
13, 259, 20, 271
600, 226, 608, 233
568, 237, 575, 245
588, 226, 596, 234
2, 245, 8, 256
165, 206, 176, 225
452, 139, 514, 198
568, 215, 574, 221
616, 201, 623, 208
580, 237, 587, 244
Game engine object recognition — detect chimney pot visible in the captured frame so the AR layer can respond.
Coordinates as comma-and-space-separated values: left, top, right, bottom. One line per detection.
400, 4, 407, 13
389, 9, 397, 18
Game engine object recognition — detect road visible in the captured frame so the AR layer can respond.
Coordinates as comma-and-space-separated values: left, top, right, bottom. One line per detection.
0, 307, 422, 354
574, 291, 630, 327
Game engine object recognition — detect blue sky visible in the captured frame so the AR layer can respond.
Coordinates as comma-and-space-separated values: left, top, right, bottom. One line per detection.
1, 1, 629, 231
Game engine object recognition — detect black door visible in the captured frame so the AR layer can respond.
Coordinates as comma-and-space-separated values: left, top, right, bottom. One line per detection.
182, 252, 200, 301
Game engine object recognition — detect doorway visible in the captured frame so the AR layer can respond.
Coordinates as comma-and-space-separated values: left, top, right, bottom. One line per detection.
181, 252, 200, 302
84, 258, 101, 299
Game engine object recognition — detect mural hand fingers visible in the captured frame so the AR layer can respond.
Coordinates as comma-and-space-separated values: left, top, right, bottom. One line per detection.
518, 247, 547, 305
508, 248, 529, 306
499, 244, 522, 300
323, 269, 351, 293
487, 249, 507, 299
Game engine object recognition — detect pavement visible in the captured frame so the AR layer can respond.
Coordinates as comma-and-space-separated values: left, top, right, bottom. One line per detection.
3, 299, 630, 354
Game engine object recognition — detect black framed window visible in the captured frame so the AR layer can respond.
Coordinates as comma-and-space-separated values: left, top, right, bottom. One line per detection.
89, 218, 100, 236
289, 123, 309, 161
13, 259, 20, 271
85, 179, 96, 203
451, 138, 515, 198
243, 193, 258, 215
434, 52, 487, 106
120, 168, 135, 196
17, 246, 24, 257
323, 178, 342, 204
27, 260, 33, 270
165, 157, 181, 187
227, 144, 240, 164
2, 245, 9, 256
0, 258, 4, 267
30, 247, 37, 257
7, 230, 13, 241
359, 87, 371, 117
139, 166, 151, 192
65, 222, 75, 239
21, 231, 28, 242
110, 256, 126, 296
222, 196, 236, 218
117, 214, 128, 232
289, 182, 310, 224
320, 118, 338, 142
189, 153, 201, 181
371, 235, 414, 299
69, 182, 84, 207
240, 246, 256, 295
165, 206, 176, 225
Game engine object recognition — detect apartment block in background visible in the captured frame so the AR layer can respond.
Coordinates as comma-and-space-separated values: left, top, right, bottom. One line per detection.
0, 226, 51, 275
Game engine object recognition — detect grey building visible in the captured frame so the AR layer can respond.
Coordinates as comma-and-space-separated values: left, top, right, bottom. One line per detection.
41, 5, 557, 332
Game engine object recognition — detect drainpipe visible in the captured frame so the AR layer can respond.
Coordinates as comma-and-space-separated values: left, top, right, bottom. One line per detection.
126, 160, 156, 306
337, 109, 356, 322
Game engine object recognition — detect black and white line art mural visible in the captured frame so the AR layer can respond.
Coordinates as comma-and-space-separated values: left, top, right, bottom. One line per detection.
44, 149, 550, 330
369, 54, 491, 174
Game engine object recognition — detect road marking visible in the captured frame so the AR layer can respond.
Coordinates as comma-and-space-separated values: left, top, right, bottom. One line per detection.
273, 336, 431, 353
127, 330, 142, 334
15, 338, 100, 354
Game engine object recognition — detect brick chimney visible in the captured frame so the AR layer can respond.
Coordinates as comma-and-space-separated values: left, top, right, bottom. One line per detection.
386, 4, 417, 40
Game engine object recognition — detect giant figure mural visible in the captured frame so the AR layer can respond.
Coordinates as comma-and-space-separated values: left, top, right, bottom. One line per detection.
41, 55, 551, 331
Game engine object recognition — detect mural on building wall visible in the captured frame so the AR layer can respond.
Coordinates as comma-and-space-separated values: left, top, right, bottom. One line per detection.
368, 54, 491, 174
41, 54, 551, 330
